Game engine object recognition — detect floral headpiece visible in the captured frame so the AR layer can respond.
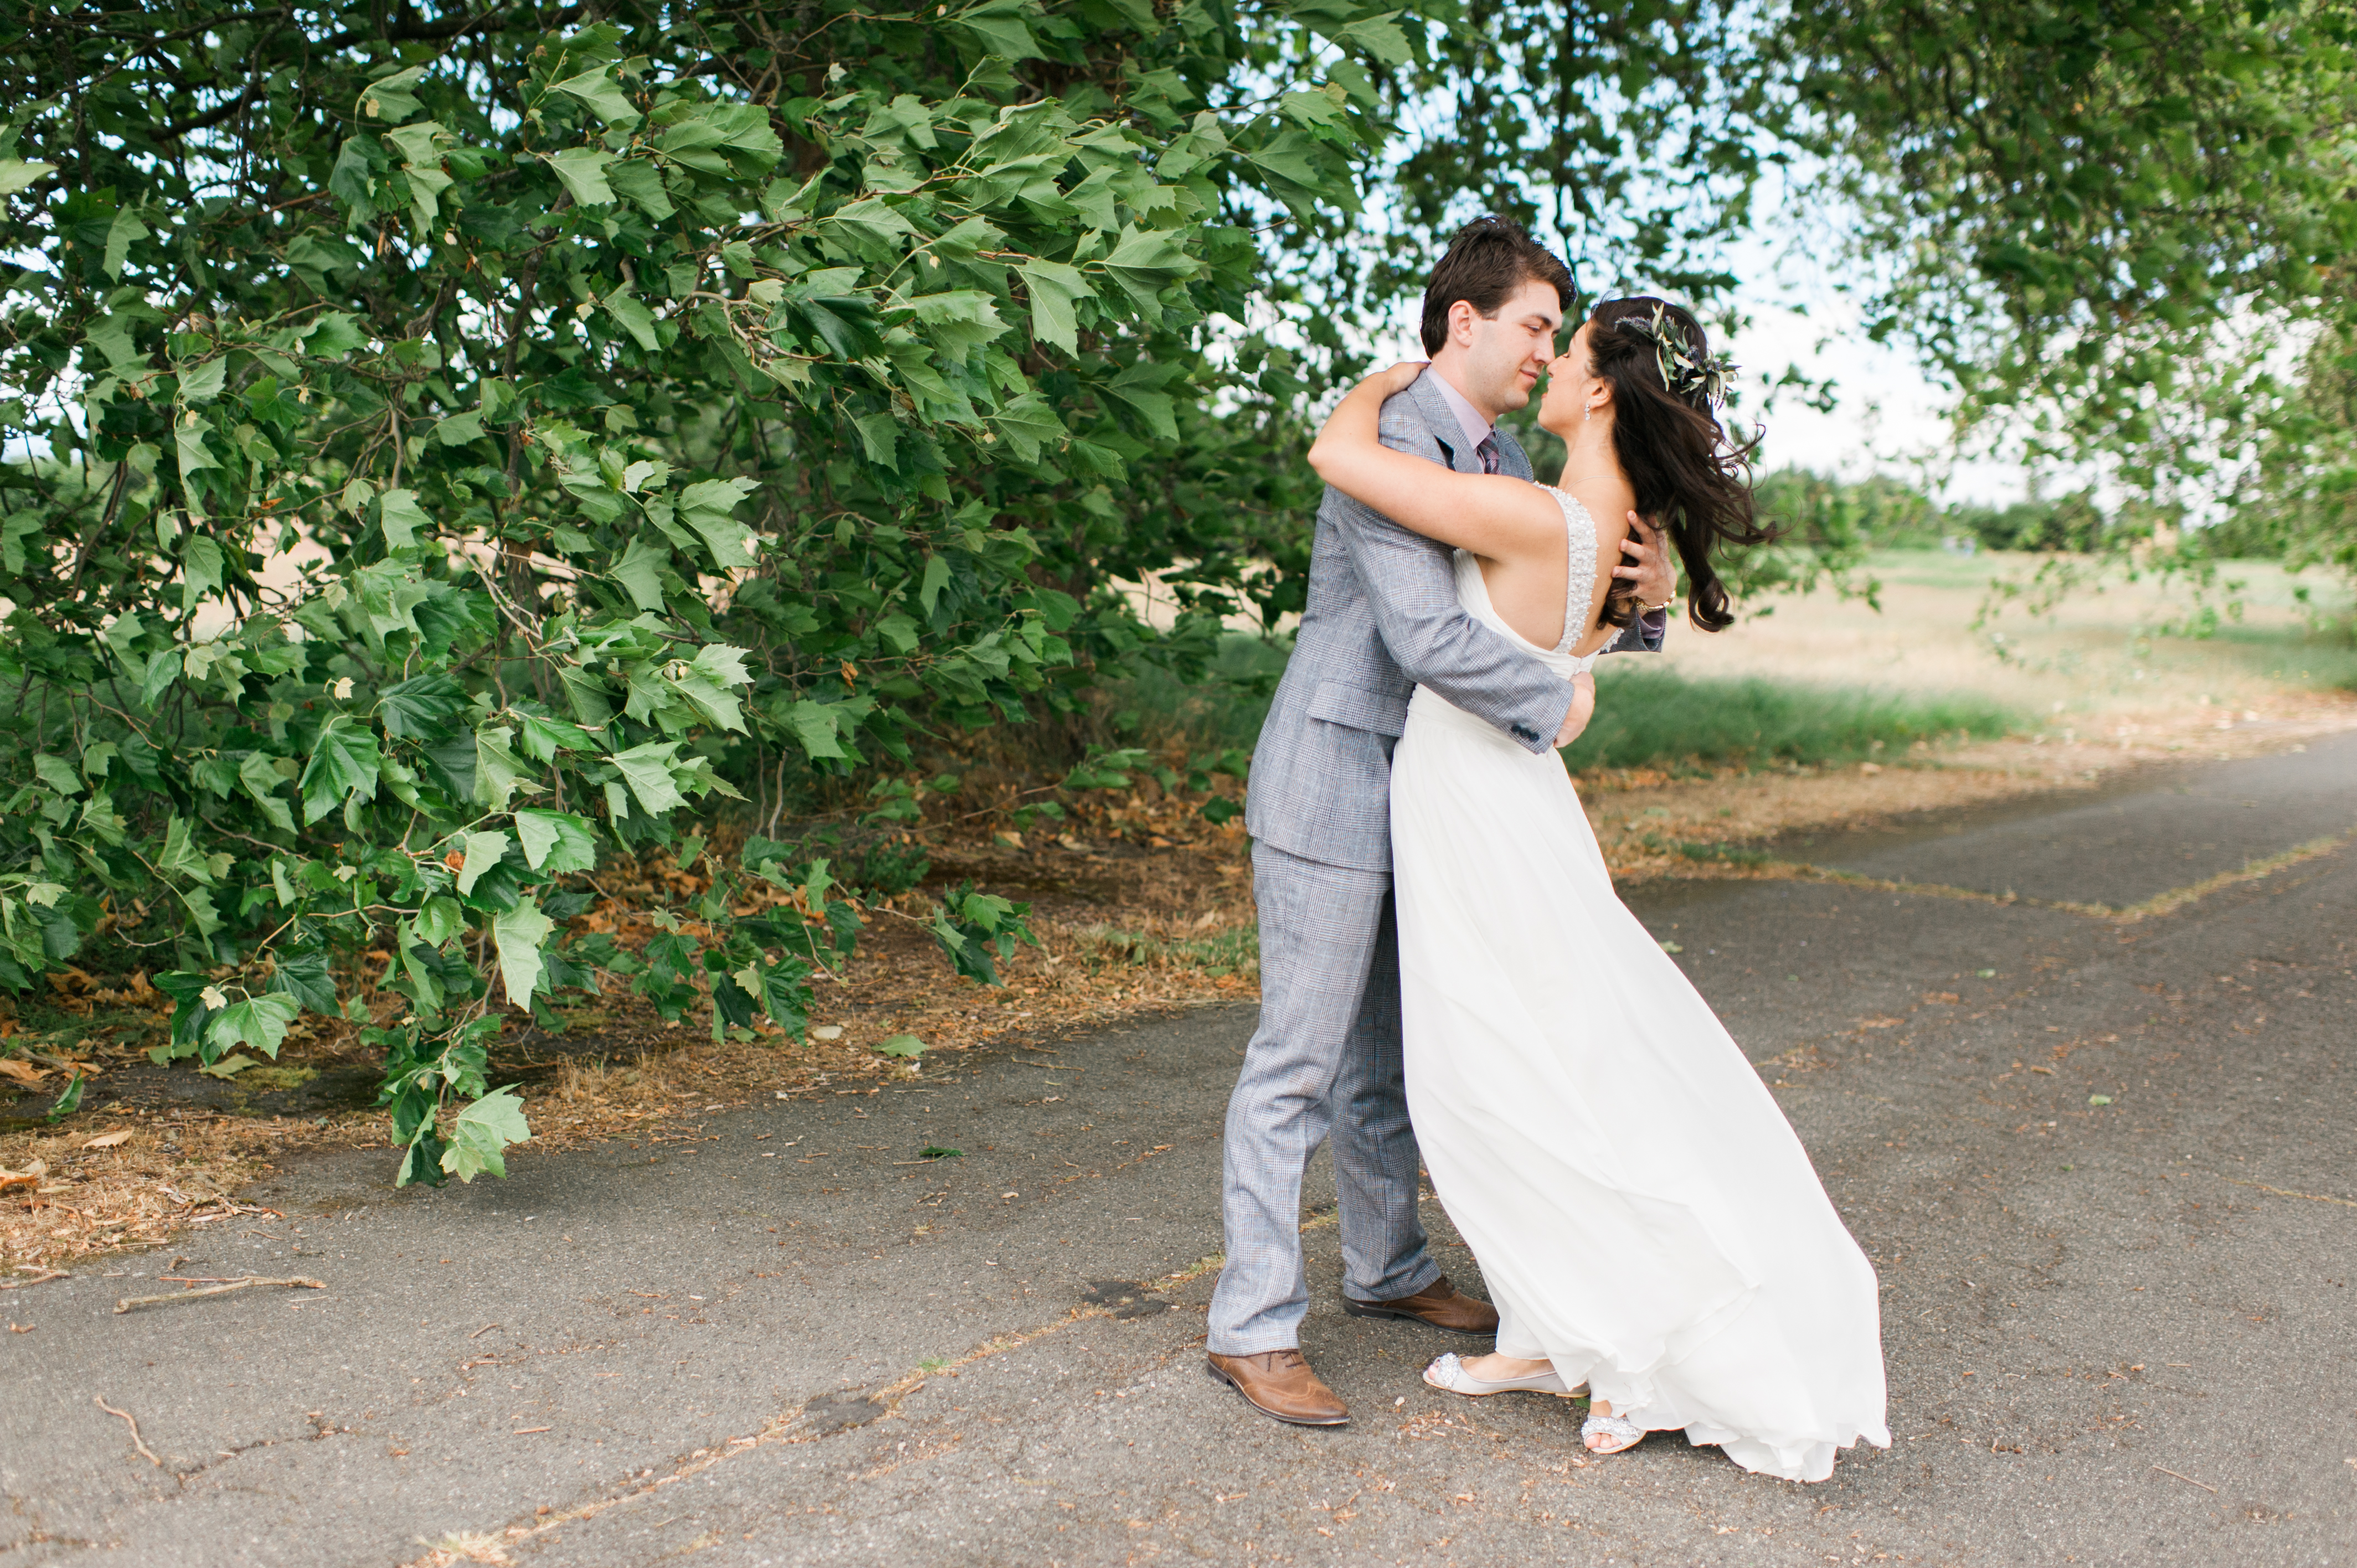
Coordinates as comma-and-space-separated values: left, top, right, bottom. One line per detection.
1617, 302, 1737, 410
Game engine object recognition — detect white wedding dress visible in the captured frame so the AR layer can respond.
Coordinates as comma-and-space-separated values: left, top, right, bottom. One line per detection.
1391, 487, 1890, 1482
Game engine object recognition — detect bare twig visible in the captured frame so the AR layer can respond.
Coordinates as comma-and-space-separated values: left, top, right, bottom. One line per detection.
114, 1275, 323, 1313
2152, 1466, 2217, 1493
2221, 1178, 2357, 1209
94, 1396, 162, 1466
0, 1268, 69, 1291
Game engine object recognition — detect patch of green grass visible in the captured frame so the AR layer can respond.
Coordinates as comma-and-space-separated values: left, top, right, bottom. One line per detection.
1098, 634, 1290, 752
1665, 839, 1774, 867
1074, 922, 1259, 981
2202, 622, 2357, 692
1098, 632, 2026, 779
1566, 665, 2019, 773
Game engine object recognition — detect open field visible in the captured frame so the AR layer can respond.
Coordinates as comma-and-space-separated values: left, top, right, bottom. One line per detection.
1574, 548, 2357, 875
1655, 547, 2357, 720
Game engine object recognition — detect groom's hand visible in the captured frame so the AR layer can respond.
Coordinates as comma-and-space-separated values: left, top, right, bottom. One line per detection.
1614, 512, 1675, 608
1552, 672, 1597, 749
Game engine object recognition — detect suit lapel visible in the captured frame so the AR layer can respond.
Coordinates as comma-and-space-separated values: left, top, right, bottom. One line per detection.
1407, 371, 1482, 475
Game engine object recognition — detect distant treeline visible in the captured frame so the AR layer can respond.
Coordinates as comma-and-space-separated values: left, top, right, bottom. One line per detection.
1753, 469, 2112, 555
1751, 468, 2325, 561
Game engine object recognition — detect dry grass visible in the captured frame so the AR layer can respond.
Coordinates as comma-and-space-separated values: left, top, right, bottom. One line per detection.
0, 1112, 318, 1276
1669, 549, 2355, 717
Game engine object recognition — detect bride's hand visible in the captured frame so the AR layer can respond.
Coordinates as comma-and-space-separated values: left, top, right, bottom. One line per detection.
1552, 672, 1597, 749
1360, 360, 1429, 398
1314, 361, 1431, 468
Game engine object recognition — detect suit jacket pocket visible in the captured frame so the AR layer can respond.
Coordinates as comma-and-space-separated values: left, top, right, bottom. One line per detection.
1305, 678, 1408, 739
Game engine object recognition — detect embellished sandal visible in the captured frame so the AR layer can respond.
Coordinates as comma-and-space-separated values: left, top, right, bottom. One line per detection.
1581, 1409, 1646, 1455
1423, 1352, 1581, 1398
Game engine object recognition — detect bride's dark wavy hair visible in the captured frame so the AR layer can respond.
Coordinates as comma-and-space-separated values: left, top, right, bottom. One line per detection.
1584, 297, 1772, 633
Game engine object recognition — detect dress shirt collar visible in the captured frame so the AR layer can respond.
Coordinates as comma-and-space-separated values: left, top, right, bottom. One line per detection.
1423, 366, 1495, 458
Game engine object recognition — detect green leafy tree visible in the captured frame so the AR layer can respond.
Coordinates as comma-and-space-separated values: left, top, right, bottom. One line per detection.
2219, 300, 2357, 599
1780, 0, 2357, 528
0, 0, 1411, 1183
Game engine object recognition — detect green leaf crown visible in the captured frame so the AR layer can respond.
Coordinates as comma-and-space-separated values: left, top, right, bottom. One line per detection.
1619, 302, 1737, 411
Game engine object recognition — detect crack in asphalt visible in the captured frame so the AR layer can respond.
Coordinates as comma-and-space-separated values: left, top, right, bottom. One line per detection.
397, 1267, 1228, 1566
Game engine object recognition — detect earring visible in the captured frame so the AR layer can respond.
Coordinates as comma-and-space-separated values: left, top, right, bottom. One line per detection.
1584, 404, 1592, 423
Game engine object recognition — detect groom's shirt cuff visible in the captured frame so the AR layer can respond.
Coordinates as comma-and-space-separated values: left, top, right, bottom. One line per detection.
1638, 607, 1667, 650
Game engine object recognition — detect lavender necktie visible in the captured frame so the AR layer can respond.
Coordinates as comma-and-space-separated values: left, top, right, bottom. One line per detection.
1476, 434, 1500, 475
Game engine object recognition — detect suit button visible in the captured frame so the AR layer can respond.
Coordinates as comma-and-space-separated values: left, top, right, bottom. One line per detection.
1511, 725, 1537, 742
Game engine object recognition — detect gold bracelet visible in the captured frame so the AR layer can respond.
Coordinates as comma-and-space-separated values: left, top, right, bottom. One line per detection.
1641, 600, 1671, 614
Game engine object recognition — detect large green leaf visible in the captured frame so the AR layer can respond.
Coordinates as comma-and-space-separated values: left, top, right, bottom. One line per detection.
378, 488, 430, 549
676, 477, 760, 568
299, 716, 381, 824
379, 674, 467, 741
0, 159, 56, 197
603, 287, 660, 352
491, 898, 554, 1014
611, 741, 687, 814
205, 993, 301, 1060
266, 945, 339, 1015
544, 146, 616, 205
1017, 259, 1090, 355
440, 1086, 531, 1183
551, 66, 640, 126
156, 815, 215, 885
513, 809, 599, 873
953, 0, 1043, 60
452, 829, 510, 896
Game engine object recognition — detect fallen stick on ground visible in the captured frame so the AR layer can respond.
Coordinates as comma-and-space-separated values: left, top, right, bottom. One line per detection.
0, 1267, 68, 1291
94, 1397, 161, 1466
2223, 1177, 2357, 1209
114, 1276, 323, 1314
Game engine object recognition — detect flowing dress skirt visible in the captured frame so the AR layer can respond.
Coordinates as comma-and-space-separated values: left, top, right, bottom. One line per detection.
1391, 686, 1890, 1482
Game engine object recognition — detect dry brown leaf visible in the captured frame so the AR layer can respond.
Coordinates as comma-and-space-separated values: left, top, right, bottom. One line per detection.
82, 1131, 133, 1150
0, 1059, 45, 1086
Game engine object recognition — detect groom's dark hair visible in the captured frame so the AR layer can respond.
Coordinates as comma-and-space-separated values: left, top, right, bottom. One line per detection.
1420, 218, 1577, 355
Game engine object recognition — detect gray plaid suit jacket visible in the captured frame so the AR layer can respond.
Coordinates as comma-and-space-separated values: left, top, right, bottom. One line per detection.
1244, 370, 1654, 874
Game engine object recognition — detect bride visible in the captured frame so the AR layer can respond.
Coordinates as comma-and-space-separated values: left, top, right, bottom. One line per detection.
1306, 298, 1888, 1482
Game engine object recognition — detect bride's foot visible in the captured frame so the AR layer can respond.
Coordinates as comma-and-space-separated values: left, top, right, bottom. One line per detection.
1423, 1352, 1580, 1397
1464, 1353, 1551, 1382
1581, 1397, 1645, 1456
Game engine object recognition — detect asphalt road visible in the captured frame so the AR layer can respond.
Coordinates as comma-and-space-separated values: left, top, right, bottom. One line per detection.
6, 733, 2355, 1567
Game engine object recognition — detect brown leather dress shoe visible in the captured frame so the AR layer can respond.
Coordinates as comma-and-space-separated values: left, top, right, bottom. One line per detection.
1205, 1349, 1350, 1426
1340, 1273, 1500, 1336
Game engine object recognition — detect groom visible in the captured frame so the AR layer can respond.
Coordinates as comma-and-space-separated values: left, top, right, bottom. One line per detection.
1206, 218, 1676, 1425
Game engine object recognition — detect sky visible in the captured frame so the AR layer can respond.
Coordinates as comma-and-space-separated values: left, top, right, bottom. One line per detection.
1720, 286, 2034, 508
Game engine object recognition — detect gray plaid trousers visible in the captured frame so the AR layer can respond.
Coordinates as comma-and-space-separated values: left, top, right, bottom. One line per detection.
1207, 840, 1438, 1353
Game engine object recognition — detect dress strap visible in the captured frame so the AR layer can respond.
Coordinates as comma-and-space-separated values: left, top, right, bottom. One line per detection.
1544, 486, 1598, 656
